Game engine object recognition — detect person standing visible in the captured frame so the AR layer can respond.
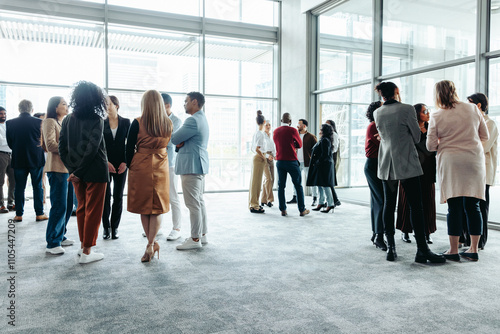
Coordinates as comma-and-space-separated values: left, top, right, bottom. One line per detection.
6, 100, 48, 222
273, 113, 310, 217
260, 119, 276, 208
42, 97, 75, 255
248, 110, 267, 213
172, 92, 210, 250
0, 107, 15, 213
460, 93, 498, 250
288, 119, 317, 205
59, 81, 109, 264
162, 92, 183, 241
363, 102, 386, 251
102, 96, 130, 240
126, 90, 172, 262
374, 81, 444, 263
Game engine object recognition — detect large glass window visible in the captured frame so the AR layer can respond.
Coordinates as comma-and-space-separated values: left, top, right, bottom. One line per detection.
489, 57, 500, 185
491, 3, 500, 51
205, 0, 276, 26
108, 0, 200, 16
383, 0, 476, 74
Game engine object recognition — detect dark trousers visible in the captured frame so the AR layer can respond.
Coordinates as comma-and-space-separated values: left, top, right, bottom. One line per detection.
46, 172, 73, 248
73, 181, 106, 248
276, 160, 305, 212
364, 158, 384, 234
479, 185, 490, 247
0, 152, 15, 206
14, 166, 44, 216
382, 176, 426, 247
102, 171, 127, 230
448, 197, 482, 237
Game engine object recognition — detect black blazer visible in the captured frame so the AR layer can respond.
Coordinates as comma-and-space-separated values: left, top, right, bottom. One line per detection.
103, 115, 130, 168
6, 113, 45, 169
306, 137, 335, 187
59, 113, 109, 183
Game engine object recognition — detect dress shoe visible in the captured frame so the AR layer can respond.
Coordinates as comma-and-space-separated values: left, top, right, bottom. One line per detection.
103, 228, 111, 240
373, 235, 387, 251
79, 251, 104, 264
386, 246, 397, 261
440, 251, 460, 262
311, 196, 317, 206
281, 210, 287, 216
415, 249, 446, 263
312, 203, 326, 211
371, 233, 376, 243
176, 238, 202, 250
111, 228, 119, 239
334, 200, 341, 207
266, 202, 273, 207
320, 206, 334, 213
46, 246, 65, 255
401, 232, 411, 243
287, 196, 297, 204
459, 251, 478, 261
426, 235, 433, 244
13, 216, 22, 222
7, 204, 15, 211
0, 206, 9, 213
71, 210, 77, 216
36, 214, 49, 221
300, 209, 310, 216
250, 207, 265, 213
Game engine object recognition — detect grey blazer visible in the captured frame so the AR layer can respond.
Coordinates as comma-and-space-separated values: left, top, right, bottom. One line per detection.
374, 100, 423, 181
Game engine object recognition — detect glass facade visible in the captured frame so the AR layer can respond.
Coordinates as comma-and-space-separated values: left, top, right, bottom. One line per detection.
0, 0, 279, 192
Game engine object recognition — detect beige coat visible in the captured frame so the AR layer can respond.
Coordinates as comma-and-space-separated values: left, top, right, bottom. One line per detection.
427, 102, 489, 203
42, 118, 68, 174
483, 115, 498, 186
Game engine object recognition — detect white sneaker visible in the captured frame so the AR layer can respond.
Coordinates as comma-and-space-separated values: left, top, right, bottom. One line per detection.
167, 229, 181, 241
61, 238, 75, 246
46, 246, 65, 255
79, 251, 104, 264
77, 248, 83, 256
201, 235, 208, 245
176, 238, 202, 250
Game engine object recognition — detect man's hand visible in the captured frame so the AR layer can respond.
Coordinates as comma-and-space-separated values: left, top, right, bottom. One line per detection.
108, 162, 117, 173
117, 162, 127, 174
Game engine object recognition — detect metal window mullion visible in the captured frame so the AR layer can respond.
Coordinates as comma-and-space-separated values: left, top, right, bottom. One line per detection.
307, 12, 318, 135
475, 0, 490, 95
104, 0, 109, 92
372, 0, 383, 101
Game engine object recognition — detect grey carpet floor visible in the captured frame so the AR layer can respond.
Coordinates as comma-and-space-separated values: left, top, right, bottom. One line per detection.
1, 191, 500, 333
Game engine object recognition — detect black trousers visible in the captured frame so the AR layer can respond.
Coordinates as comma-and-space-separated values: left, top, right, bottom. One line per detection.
460, 185, 489, 248
382, 176, 426, 247
364, 158, 384, 234
102, 171, 127, 230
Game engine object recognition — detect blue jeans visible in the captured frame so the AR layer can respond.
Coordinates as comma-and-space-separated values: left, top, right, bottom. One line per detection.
14, 167, 44, 216
318, 186, 334, 206
46, 172, 73, 248
276, 160, 305, 212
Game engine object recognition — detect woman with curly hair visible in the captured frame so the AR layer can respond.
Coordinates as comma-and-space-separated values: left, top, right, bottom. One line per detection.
248, 110, 267, 213
59, 81, 109, 264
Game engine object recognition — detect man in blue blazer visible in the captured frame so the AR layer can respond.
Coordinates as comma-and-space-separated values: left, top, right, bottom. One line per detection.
6, 100, 47, 222
171, 92, 209, 250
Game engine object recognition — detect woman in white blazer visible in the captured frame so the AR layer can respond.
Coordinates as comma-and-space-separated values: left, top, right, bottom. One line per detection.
427, 81, 489, 262
374, 81, 445, 264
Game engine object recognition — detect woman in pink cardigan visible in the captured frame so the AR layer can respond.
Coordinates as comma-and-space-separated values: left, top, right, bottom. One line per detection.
427, 80, 489, 262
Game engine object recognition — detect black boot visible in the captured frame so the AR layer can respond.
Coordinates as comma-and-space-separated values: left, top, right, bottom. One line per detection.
311, 196, 317, 206
370, 233, 376, 243
373, 234, 387, 251
103, 228, 111, 240
287, 196, 297, 204
111, 228, 119, 240
414, 235, 446, 264
386, 234, 397, 261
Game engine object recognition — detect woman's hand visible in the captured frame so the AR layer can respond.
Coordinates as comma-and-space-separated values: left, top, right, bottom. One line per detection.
117, 162, 127, 174
108, 162, 117, 173
67, 173, 80, 183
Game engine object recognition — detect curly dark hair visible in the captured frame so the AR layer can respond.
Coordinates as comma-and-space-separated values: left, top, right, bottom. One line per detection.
321, 123, 334, 151
366, 101, 382, 122
70, 81, 107, 120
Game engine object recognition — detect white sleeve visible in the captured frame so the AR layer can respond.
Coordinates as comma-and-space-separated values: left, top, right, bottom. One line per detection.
332, 132, 339, 153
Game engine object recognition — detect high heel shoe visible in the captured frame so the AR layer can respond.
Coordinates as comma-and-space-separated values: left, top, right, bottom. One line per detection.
312, 203, 326, 211
320, 206, 334, 213
153, 241, 160, 260
373, 234, 387, 251
141, 244, 154, 263
401, 232, 411, 243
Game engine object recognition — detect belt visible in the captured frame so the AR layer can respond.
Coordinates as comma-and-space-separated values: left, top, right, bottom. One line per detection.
0, 151, 11, 155
137, 147, 166, 154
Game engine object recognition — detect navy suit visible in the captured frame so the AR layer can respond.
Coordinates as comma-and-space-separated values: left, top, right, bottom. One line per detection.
6, 113, 46, 216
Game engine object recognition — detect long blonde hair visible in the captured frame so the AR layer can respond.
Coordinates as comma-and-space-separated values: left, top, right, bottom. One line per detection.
141, 90, 172, 138
434, 80, 460, 109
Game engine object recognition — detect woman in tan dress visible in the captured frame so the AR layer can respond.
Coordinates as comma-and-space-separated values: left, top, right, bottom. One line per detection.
126, 90, 173, 262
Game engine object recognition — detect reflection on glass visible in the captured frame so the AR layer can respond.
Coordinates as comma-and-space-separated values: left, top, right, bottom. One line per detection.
205, 0, 276, 26
108, 0, 200, 16
383, 0, 476, 74
491, 3, 500, 50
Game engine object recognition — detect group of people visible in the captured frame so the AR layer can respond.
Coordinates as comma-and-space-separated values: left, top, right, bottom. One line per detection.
364, 80, 497, 263
248, 112, 341, 216
1, 81, 210, 264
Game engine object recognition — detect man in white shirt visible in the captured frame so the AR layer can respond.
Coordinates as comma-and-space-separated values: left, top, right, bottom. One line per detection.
288, 119, 318, 205
0, 107, 15, 213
